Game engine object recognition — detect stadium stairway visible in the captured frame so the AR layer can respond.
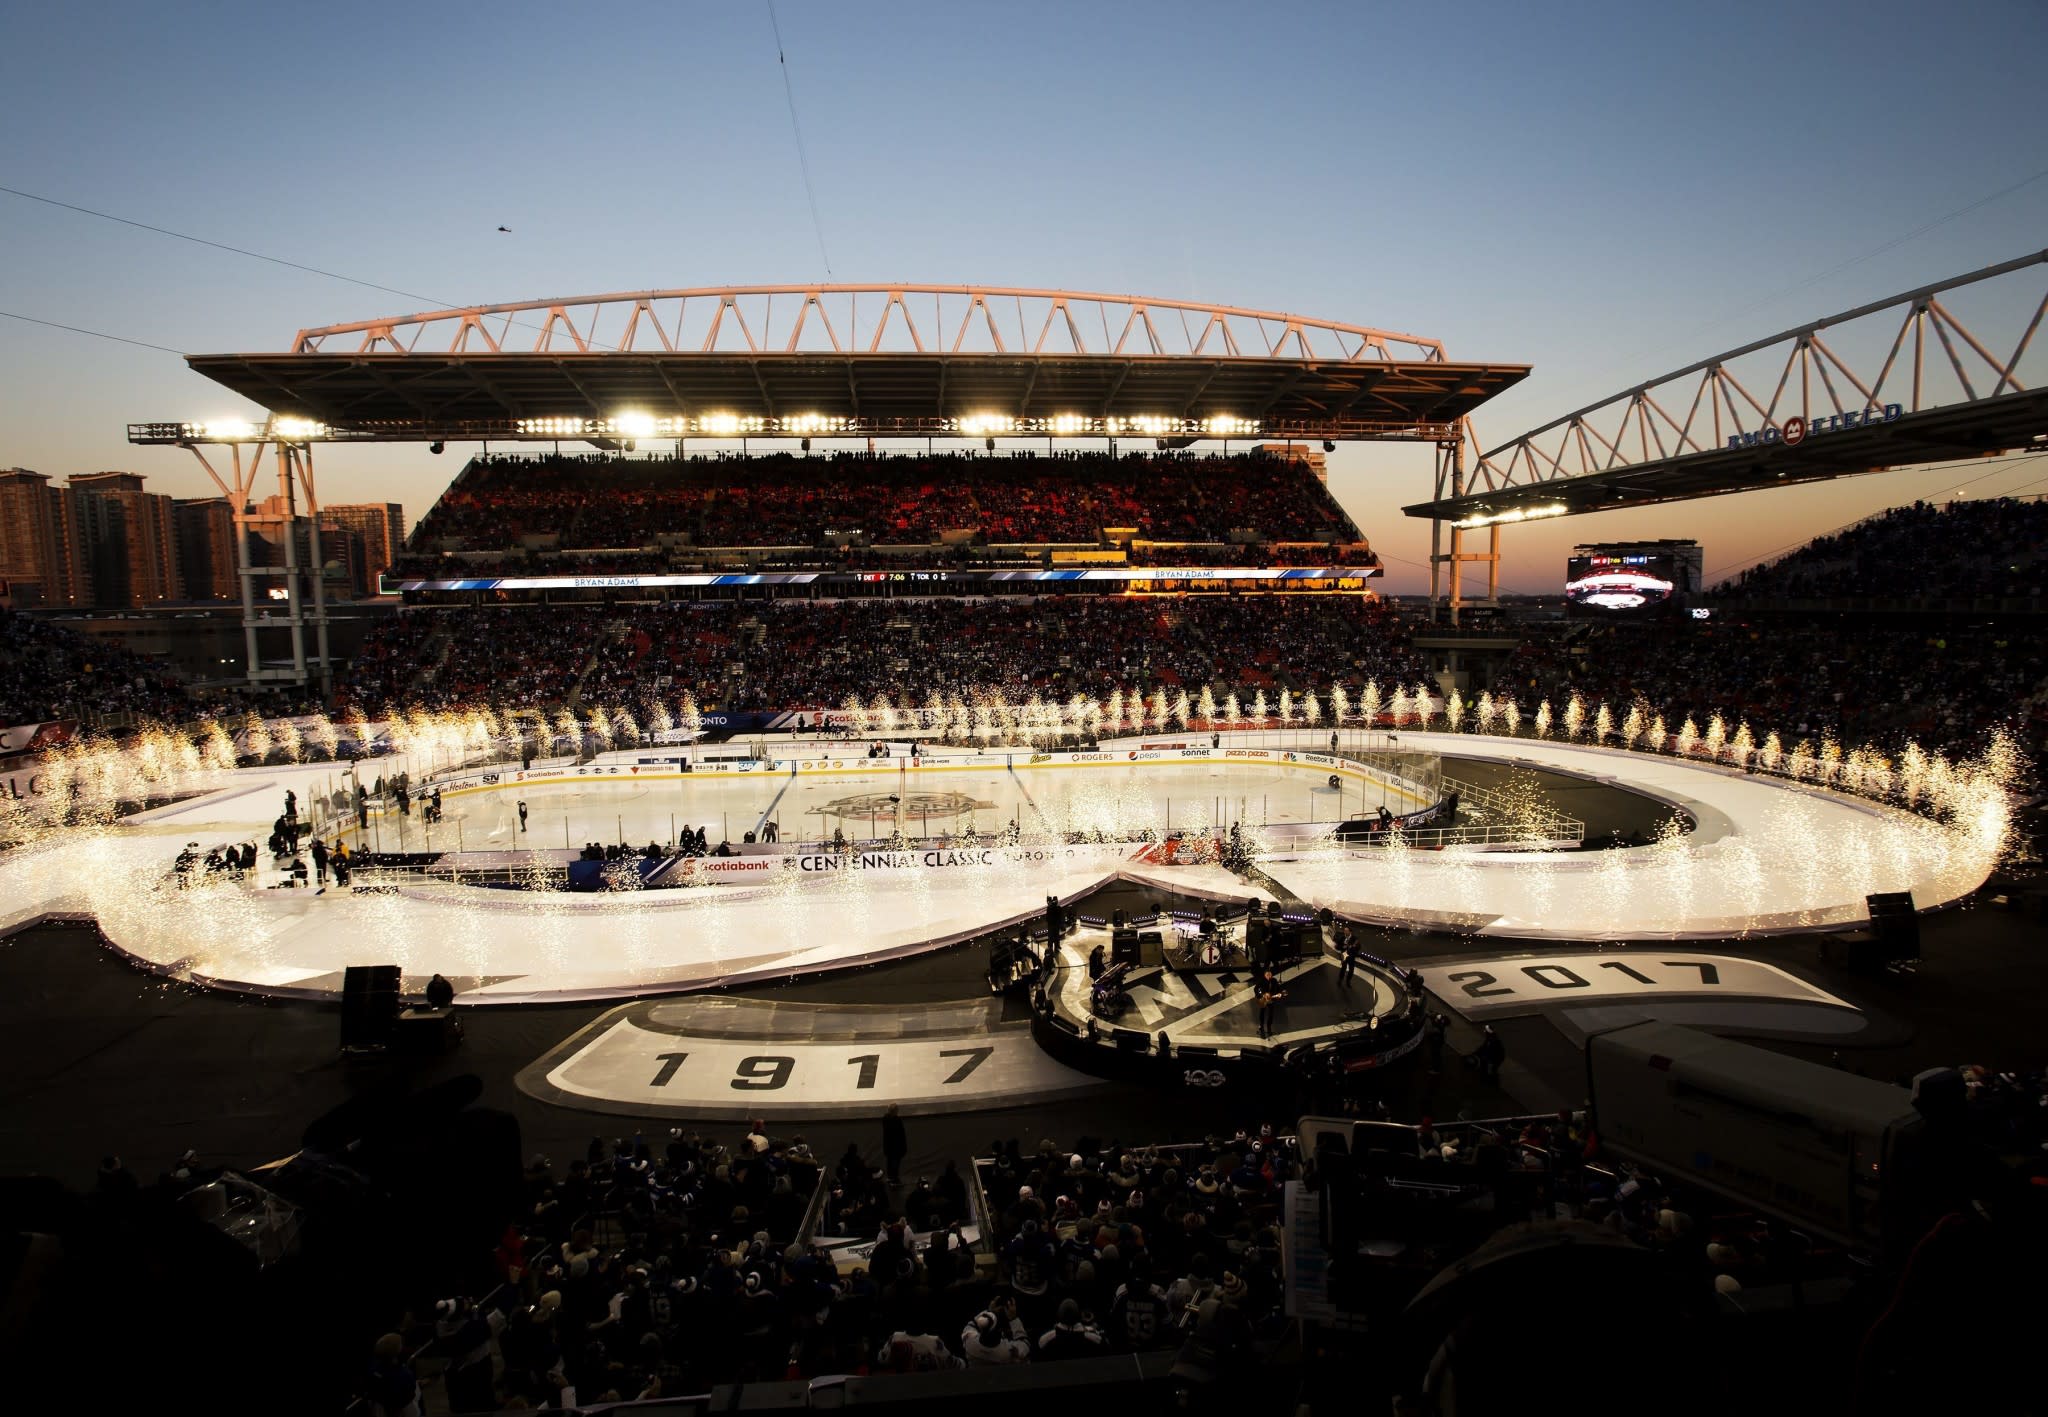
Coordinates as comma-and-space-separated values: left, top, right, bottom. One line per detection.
563, 615, 626, 706
402, 626, 456, 700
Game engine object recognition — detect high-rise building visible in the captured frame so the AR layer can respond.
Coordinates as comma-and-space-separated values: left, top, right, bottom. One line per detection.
323, 502, 406, 588
0, 468, 73, 607
67, 472, 181, 606
173, 497, 238, 601
1255, 442, 1330, 485
250, 496, 349, 599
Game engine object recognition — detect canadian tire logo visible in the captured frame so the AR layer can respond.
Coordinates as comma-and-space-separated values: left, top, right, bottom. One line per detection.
1782, 415, 1807, 446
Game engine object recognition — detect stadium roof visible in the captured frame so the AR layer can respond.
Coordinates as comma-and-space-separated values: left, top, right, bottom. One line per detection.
1407, 249, 2048, 526
140, 285, 1528, 445
1407, 388, 2048, 524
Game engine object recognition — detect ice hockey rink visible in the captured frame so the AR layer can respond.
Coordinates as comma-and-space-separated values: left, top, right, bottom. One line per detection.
336, 745, 1432, 857
0, 731, 2006, 1001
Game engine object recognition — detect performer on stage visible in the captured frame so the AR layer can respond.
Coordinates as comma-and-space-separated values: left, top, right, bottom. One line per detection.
1255, 967, 1286, 1038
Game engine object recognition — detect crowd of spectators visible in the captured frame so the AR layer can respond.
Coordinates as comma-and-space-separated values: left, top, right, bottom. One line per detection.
388, 539, 1381, 581
1952, 1062, 2048, 1159
365, 1125, 827, 1408
335, 579, 2048, 761
1716, 497, 2048, 601
716, 596, 1425, 712
338, 607, 595, 713
1498, 500, 2048, 757
337, 595, 1430, 716
974, 1130, 1293, 1365
0, 605, 193, 727
1500, 614, 2047, 756
356, 1120, 1302, 1409
407, 450, 1359, 554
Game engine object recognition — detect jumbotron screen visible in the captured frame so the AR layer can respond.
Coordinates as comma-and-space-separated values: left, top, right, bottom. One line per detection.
1565, 542, 1701, 618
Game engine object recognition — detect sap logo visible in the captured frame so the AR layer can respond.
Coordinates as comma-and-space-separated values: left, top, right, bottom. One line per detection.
1182, 1069, 1228, 1088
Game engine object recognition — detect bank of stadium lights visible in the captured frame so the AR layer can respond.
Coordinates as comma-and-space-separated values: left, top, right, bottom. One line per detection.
1452, 503, 1570, 530
782, 412, 845, 436
181, 419, 259, 440
944, 413, 1262, 438
170, 417, 330, 441
957, 413, 1017, 437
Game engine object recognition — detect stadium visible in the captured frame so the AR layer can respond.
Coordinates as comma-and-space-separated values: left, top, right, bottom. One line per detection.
4, 18, 2048, 1411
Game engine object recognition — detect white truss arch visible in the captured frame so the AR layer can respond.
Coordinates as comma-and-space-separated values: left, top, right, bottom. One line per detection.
289, 284, 1448, 363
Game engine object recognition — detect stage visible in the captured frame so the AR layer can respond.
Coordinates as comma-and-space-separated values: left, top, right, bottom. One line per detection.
1028, 915, 1427, 1090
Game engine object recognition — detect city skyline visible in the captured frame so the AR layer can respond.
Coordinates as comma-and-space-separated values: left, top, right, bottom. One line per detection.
3, 0, 2045, 593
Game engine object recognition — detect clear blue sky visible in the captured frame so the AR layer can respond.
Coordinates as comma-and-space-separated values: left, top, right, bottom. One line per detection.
3, 0, 2044, 593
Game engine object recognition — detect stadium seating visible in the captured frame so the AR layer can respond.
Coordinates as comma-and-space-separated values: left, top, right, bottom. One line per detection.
337, 596, 1430, 715
1716, 497, 2048, 601
402, 450, 1363, 563
0, 606, 193, 726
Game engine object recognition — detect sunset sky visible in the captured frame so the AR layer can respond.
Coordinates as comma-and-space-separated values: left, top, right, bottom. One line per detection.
3, 0, 2043, 594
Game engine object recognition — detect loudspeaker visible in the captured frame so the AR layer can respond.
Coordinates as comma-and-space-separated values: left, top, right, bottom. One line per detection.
1112, 928, 1140, 965
1045, 894, 1066, 943
396, 1006, 459, 1055
1113, 1027, 1150, 1052
1138, 929, 1165, 967
1279, 923, 1313, 962
341, 964, 401, 1049
1245, 915, 1271, 963
1866, 891, 1919, 962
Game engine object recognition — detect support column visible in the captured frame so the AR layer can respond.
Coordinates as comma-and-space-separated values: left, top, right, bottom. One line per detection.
278, 450, 307, 680
188, 442, 265, 688
293, 442, 333, 697
1428, 442, 1447, 617
231, 448, 261, 686
1429, 437, 1466, 625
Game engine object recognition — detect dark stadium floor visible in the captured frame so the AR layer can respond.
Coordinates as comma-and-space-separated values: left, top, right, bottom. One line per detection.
1440, 754, 1683, 841
3, 851, 2042, 1194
